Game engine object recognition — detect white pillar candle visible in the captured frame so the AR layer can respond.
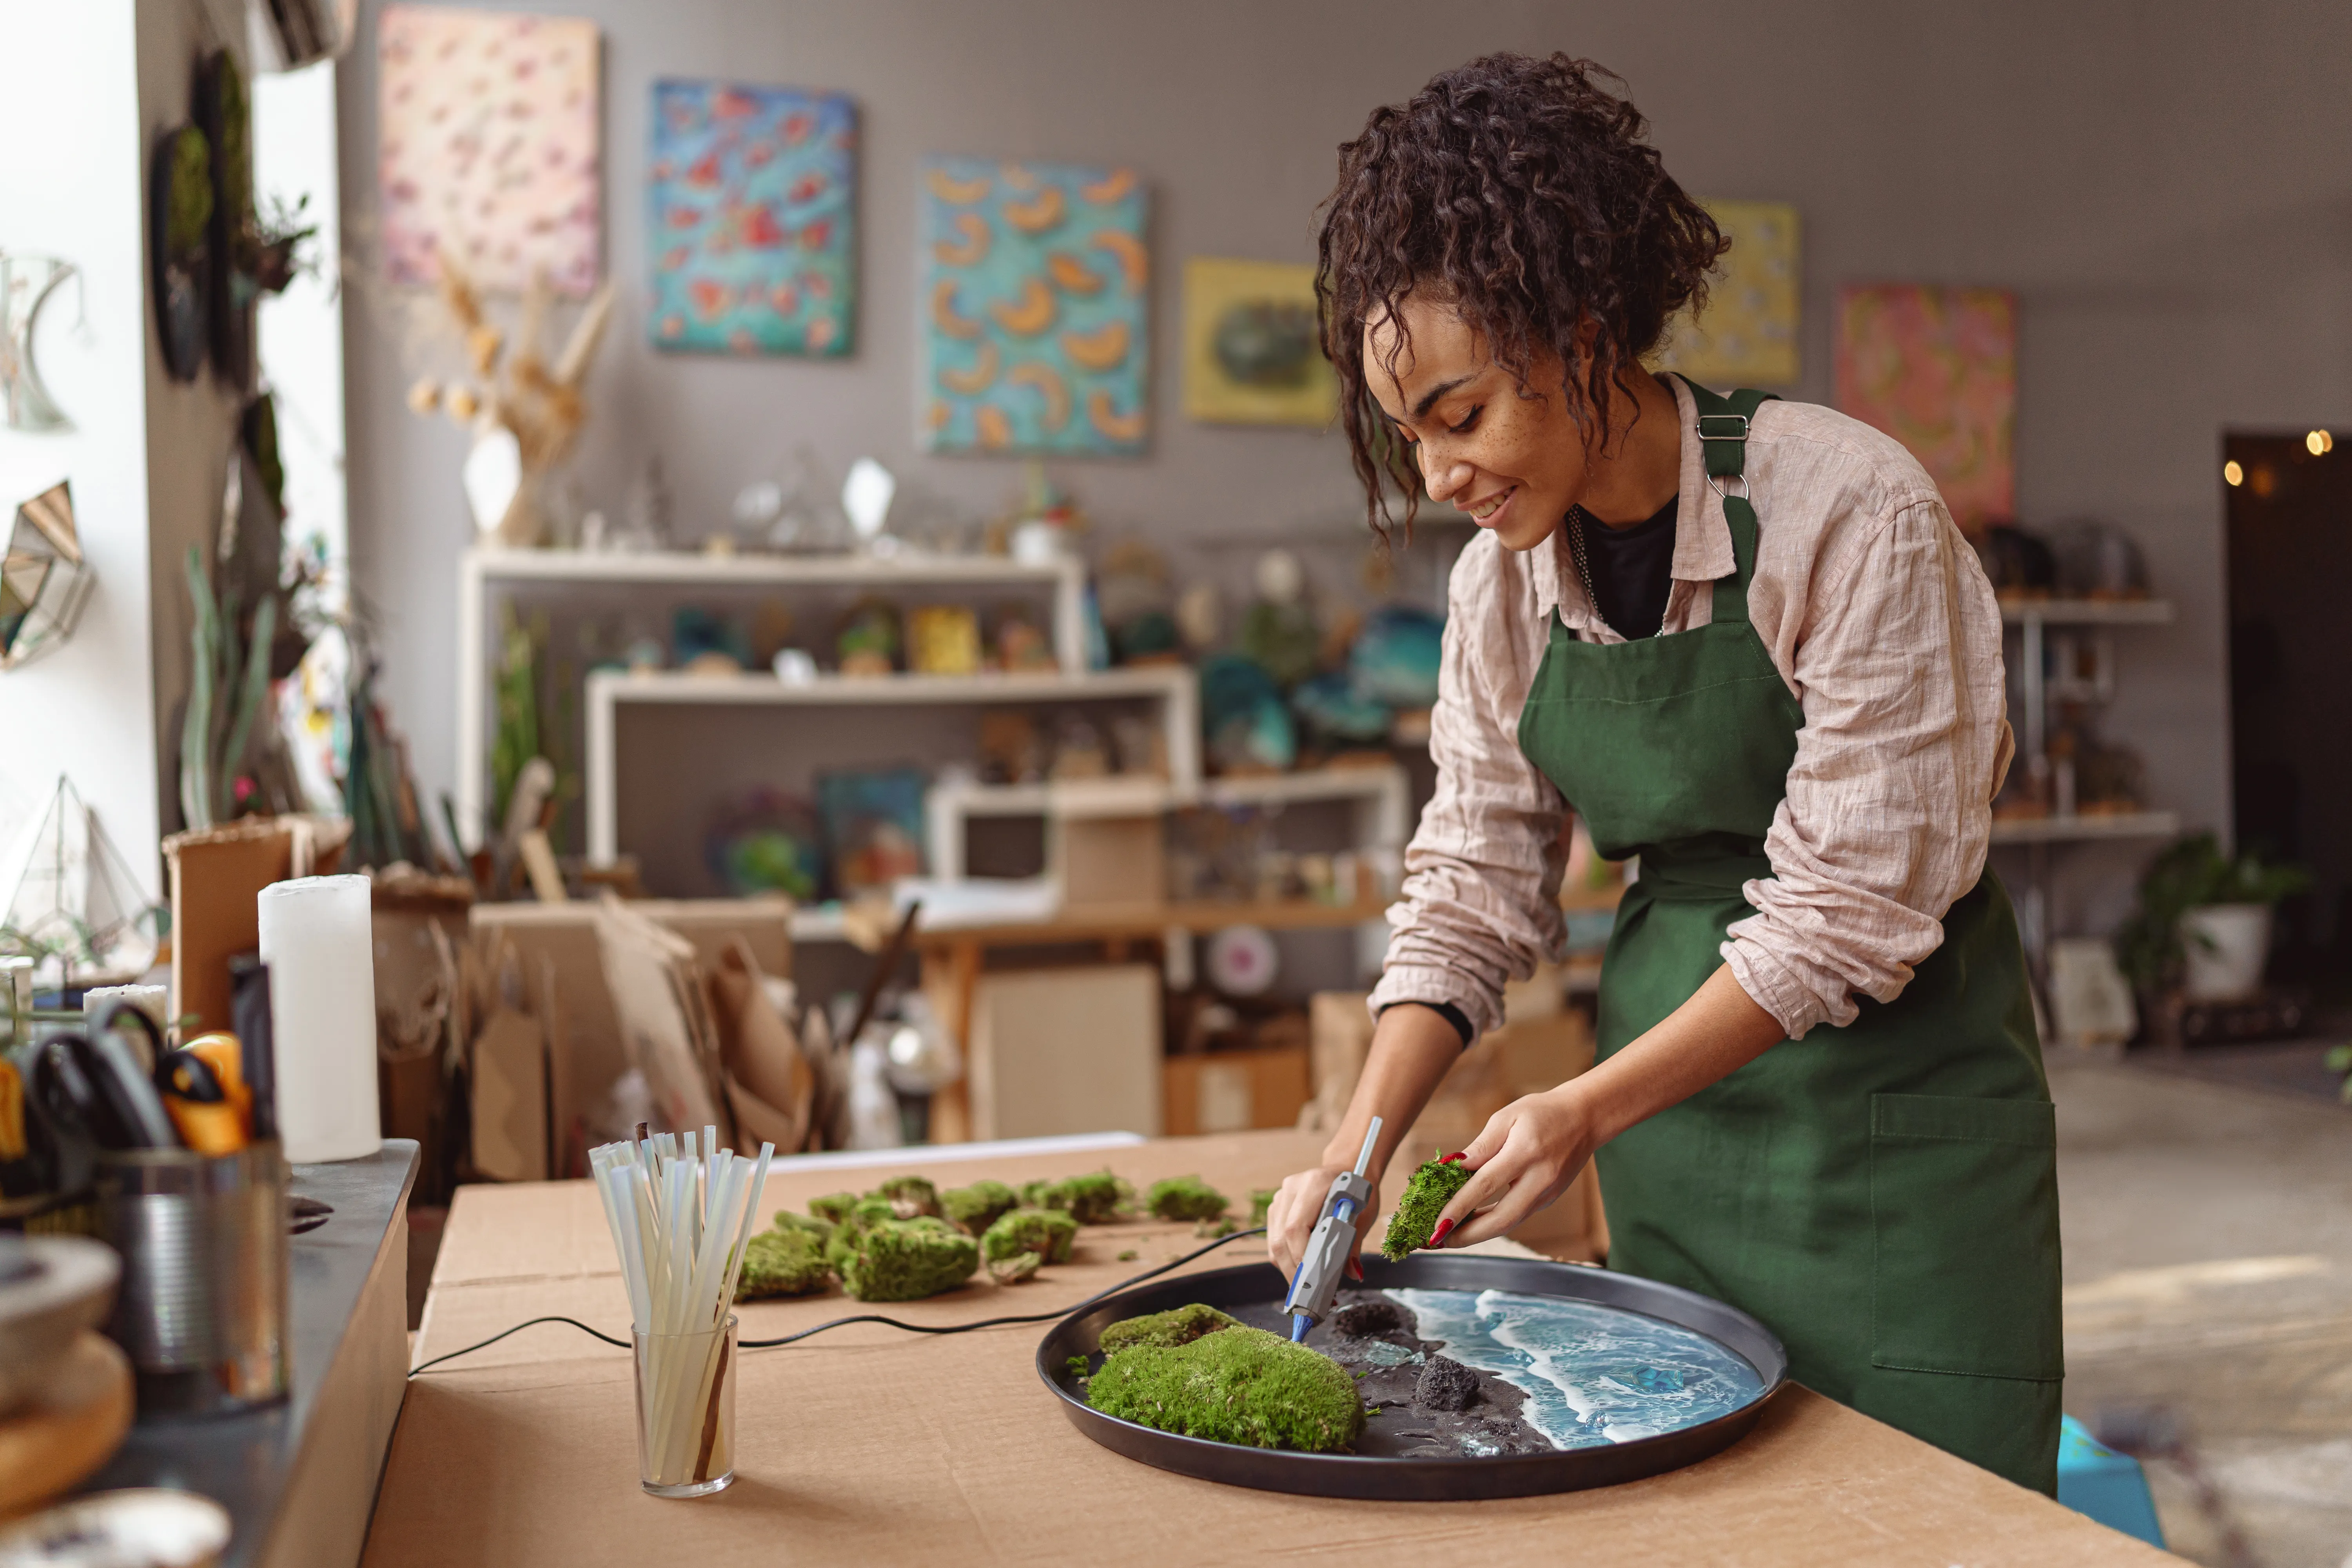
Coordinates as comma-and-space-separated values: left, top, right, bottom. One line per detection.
256, 875, 380, 1163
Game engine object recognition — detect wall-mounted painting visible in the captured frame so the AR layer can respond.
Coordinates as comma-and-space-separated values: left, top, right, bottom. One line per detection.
378, 5, 601, 295
919, 158, 1148, 456
1835, 284, 2016, 530
1183, 258, 1335, 427
1652, 199, 1800, 387
648, 80, 856, 357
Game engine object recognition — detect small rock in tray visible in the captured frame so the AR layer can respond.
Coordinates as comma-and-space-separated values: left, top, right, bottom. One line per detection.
1330, 1299, 1405, 1338
1415, 1354, 1481, 1412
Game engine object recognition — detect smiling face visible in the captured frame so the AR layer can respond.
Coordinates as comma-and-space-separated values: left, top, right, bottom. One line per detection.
1362, 296, 1595, 552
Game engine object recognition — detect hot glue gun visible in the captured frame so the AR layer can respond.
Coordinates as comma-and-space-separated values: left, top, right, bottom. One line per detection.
1281, 1115, 1383, 1343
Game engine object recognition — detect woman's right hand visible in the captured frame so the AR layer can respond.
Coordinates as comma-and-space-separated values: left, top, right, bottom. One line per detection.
1265, 1166, 1381, 1281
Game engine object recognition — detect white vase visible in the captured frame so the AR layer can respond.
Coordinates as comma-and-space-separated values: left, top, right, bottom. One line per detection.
2180, 903, 2272, 1002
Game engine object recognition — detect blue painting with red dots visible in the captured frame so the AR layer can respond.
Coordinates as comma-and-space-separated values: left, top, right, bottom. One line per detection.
648, 80, 855, 357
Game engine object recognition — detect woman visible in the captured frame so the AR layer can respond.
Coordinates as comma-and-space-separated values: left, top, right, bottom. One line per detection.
1266, 53, 2062, 1493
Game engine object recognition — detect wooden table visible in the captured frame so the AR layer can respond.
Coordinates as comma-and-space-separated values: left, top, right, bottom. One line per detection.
365, 1131, 2170, 1567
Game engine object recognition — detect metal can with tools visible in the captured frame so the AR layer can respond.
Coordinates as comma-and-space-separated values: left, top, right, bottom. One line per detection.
93, 1141, 289, 1416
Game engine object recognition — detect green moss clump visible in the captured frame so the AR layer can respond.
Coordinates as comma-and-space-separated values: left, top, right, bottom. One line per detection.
1065, 1354, 1090, 1379
873, 1174, 942, 1219
808, 1191, 860, 1225
1144, 1174, 1229, 1223
981, 1207, 1077, 1266
769, 1209, 835, 1249
825, 1197, 900, 1269
1018, 1178, 1054, 1207
1381, 1154, 1471, 1262
1117, 1249, 1139, 1262
988, 1249, 1042, 1284
1249, 1188, 1278, 1227
1195, 1216, 1238, 1239
840, 1216, 979, 1301
1098, 1302, 1241, 1353
735, 1227, 833, 1300
1043, 1171, 1130, 1223
1087, 1323, 1365, 1453
940, 1179, 1019, 1235
164, 127, 214, 257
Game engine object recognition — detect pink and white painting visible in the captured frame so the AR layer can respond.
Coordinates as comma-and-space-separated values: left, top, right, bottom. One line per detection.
1834, 285, 2016, 531
378, 6, 602, 296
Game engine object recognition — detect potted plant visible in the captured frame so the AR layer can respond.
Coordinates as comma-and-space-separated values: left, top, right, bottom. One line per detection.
2114, 834, 2310, 1004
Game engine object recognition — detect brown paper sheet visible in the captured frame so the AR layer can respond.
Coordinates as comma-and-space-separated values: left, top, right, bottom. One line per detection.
377, 1131, 2171, 1568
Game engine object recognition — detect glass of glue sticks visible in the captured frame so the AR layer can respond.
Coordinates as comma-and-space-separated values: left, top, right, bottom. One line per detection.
591, 1128, 773, 1497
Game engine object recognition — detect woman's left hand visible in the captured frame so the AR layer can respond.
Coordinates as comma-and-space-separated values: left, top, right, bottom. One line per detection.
1428, 1085, 1601, 1250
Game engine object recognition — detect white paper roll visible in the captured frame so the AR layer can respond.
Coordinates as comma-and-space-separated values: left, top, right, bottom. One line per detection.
256, 874, 381, 1163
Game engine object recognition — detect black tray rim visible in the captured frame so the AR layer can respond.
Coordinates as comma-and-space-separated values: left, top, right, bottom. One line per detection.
1036, 1253, 1788, 1501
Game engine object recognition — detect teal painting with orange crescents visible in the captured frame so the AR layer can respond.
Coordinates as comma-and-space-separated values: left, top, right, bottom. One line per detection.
648, 80, 855, 357
919, 157, 1149, 456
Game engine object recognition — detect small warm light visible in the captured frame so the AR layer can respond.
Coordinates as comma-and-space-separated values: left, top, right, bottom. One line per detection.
2308, 429, 2334, 455
2223, 460, 2244, 486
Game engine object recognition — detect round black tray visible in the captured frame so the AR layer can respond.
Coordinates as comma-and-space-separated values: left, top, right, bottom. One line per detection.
1036, 1253, 1786, 1500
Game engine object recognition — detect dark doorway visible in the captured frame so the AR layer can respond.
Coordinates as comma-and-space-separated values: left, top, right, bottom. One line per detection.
2223, 433, 2352, 1004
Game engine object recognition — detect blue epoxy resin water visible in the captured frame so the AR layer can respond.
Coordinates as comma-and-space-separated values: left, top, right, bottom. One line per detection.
1386, 1288, 1765, 1449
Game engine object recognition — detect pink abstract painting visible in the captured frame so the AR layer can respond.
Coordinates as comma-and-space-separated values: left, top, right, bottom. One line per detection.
1834, 285, 2016, 530
378, 6, 601, 296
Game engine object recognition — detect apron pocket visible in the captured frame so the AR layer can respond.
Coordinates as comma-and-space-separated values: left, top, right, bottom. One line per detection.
1869, 1092, 2062, 1382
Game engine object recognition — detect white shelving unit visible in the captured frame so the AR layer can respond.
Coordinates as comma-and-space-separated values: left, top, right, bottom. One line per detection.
1993, 597, 2179, 960
924, 765, 1412, 886
457, 545, 1087, 840
583, 664, 1197, 866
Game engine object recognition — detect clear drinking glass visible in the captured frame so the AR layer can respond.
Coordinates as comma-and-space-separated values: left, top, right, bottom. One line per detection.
632, 1314, 738, 1497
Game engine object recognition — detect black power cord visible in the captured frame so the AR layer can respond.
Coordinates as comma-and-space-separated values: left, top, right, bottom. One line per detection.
409, 1225, 1272, 1377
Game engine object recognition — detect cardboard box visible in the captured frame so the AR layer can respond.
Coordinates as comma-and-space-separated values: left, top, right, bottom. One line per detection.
967, 964, 1162, 1139
1163, 1045, 1310, 1137
468, 898, 793, 1165
161, 815, 349, 1033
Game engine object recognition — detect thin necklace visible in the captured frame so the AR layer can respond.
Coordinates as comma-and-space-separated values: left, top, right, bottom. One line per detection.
1564, 506, 1600, 618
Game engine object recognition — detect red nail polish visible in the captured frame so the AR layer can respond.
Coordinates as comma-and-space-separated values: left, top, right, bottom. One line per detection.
1428, 1218, 1457, 1248
1346, 1255, 1364, 1281
1441, 1152, 1466, 1165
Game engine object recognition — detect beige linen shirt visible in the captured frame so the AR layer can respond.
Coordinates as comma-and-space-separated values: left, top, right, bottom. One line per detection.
1368, 377, 2014, 1042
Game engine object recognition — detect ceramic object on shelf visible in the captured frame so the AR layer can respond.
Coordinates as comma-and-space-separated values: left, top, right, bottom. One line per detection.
2180, 903, 2271, 1002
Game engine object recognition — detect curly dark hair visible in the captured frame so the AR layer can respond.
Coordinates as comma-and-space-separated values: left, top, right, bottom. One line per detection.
1317, 53, 1727, 535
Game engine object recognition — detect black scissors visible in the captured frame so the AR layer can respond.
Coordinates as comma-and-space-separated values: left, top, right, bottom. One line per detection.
30, 1001, 178, 1153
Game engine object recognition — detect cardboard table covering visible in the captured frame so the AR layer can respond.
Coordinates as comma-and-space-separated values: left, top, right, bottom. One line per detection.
366, 1131, 2171, 1567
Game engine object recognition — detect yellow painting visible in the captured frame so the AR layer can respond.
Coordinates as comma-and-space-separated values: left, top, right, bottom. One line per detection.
1183, 258, 1337, 427
1653, 200, 1800, 387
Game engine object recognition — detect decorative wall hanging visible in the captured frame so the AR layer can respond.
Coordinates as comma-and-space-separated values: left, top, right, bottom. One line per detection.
1182, 257, 1334, 427
203, 48, 258, 387
0, 254, 77, 431
919, 158, 1148, 456
150, 123, 213, 383
378, 5, 602, 295
648, 80, 856, 357
1, 482, 92, 670
1834, 284, 2016, 531
1653, 200, 1800, 386
0, 775, 163, 989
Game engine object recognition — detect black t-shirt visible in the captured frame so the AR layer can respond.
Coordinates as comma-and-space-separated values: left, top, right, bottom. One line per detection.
1575, 496, 1677, 640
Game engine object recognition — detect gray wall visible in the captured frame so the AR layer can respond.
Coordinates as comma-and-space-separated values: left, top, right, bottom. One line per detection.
339, 0, 2347, 931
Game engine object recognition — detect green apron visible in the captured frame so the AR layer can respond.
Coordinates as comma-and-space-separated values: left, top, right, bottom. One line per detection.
1515, 379, 2064, 1493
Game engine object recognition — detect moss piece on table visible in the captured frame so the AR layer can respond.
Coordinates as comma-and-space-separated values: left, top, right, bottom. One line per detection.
1087, 1324, 1365, 1453
1042, 1171, 1131, 1223
735, 1227, 833, 1300
1249, 1188, 1278, 1227
987, 1249, 1042, 1285
872, 1174, 942, 1219
1381, 1154, 1471, 1262
940, 1179, 1020, 1236
840, 1216, 980, 1301
808, 1191, 860, 1225
981, 1207, 1078, 1266
1018, 1178, 1054, 1208
1144, 1174, 1229, 1223
824, 1196, 900, 1269
768, 1209, 835, 1249
1098, 1302, 1242, 1354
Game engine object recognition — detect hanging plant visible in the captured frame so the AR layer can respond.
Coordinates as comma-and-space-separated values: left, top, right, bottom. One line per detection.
150, 123, 213, 382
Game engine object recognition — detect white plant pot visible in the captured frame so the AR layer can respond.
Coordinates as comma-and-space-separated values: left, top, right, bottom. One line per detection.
2179, 903, 2272, 1002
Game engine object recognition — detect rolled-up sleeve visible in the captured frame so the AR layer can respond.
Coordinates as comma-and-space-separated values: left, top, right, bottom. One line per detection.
1724, 497, 2010, 1039
1368, 538, 1568, 1040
